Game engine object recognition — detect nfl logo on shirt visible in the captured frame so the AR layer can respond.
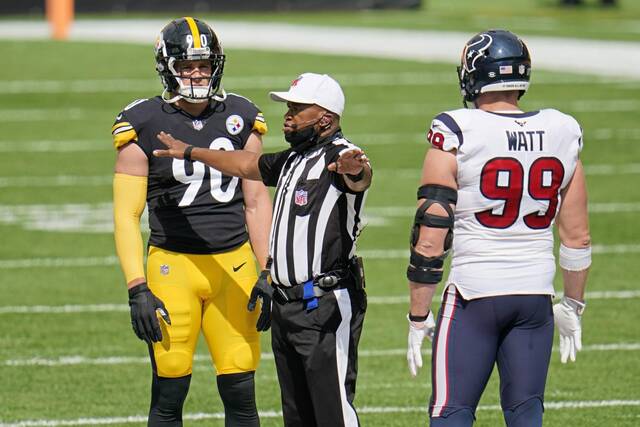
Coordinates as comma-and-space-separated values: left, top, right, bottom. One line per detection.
192, 120, 203, 131
294, 189, 308, 206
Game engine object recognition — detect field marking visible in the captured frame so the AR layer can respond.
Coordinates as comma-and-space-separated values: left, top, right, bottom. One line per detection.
2, 99, 639, 123
1, 161, 638, 188
3, 342, 640, 368
0, 72, 635, 95
1, 20, 640, 79
1, 128, 638, 154
1, 400, 640, 426
0, 199, 636, 233
0, 243, 638, 270
1, 290, 638, 316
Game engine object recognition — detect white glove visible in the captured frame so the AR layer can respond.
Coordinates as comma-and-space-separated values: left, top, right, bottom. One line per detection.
407, 311, 436, 377
553, 296, 586, 363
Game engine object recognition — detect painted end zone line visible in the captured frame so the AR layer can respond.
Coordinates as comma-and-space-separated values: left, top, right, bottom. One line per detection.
1, 290, 639, 315
2, 400, 639, 426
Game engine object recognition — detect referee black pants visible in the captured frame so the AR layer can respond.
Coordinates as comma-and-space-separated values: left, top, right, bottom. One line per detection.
271, 285, 366, 427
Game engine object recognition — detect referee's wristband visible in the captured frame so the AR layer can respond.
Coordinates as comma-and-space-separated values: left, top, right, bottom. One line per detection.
184, 145, 195, 161
346, 169, 365, 182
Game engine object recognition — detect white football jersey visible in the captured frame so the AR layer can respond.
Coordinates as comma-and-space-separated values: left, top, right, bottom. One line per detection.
427, 108, 583, 299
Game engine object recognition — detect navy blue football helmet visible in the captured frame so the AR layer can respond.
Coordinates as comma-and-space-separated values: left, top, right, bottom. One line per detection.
457, 29, 531, 105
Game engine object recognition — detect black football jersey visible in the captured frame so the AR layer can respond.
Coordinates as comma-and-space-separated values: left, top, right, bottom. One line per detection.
112, 94, 268, 254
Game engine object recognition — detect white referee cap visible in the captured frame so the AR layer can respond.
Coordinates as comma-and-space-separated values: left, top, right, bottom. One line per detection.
269, 73, 345, 116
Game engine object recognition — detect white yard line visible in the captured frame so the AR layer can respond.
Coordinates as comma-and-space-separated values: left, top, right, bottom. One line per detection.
0, 72, 635, 95
1, 400, 639, 426
3, 342, 640, 367
1, 290, 638, 315
0, 161, 639, 188
1, 20, 639, 79
2, 99, 639, 124
0, 243, 638, 270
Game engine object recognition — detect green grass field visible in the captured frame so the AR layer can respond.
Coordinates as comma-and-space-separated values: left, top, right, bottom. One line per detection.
0, 25, 639, 427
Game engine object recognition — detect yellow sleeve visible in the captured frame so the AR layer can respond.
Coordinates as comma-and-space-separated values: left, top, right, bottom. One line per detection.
113, 173, 147, 283
112, 121, 138, 150
252, 112, 268, 135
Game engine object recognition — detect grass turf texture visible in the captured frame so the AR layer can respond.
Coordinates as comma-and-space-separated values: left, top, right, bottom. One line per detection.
0, 40, 639, 425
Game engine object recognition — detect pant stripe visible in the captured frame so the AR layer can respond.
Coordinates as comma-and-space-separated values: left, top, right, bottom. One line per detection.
335, 289, 359, 426
432, 286, 458, 417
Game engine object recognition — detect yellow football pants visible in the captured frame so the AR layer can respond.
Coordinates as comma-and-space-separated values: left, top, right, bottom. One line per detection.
146, 242, 260, 378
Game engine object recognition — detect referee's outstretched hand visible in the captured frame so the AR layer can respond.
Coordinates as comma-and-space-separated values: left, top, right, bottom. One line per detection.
153, 132, 189, 159
248, 270, 274, 331
327, 149, 368, 175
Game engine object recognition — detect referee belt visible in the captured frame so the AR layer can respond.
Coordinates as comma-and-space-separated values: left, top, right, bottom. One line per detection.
272, 269, 352, 305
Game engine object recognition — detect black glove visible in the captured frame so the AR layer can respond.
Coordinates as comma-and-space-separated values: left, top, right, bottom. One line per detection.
128, 282, 171, 343
247, 270, 273, 332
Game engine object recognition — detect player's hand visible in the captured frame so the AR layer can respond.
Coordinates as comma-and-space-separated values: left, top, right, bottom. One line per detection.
247, 270, 273, 332
407, 311, 436, 377
128, 282, 171, 343
553, 296, 585, 363
153, 131, 190, 159
327, 149, 368, 176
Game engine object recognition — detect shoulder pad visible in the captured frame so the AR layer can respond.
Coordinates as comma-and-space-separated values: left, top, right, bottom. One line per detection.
225, 93, 268, 135
427, 111, 464, 151
111, 98, 150, 150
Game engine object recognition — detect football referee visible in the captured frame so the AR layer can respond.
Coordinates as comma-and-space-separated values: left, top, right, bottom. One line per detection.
153, 73, 372, 427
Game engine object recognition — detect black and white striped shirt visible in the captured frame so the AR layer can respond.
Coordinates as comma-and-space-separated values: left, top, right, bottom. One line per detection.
258, 131, 368, 287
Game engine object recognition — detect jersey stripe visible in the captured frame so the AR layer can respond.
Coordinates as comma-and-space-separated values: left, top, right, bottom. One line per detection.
112, 129, 138, 149
434, 112, 464, 147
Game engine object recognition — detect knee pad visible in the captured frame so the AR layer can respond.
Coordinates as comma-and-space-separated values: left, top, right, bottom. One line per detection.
149, 374, 191, 426
430, 408, 475, 427
217, 372, 259, 427
155, 351, 192, 378
503, 398, 543, 427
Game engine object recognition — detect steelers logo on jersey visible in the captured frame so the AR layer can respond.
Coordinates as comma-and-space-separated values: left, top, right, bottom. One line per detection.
226, 115, 244, 135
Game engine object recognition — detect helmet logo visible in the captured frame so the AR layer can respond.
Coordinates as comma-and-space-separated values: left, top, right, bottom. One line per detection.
499, 65, 513, 75
226, 115, 244, 135
462, 33, 493, 73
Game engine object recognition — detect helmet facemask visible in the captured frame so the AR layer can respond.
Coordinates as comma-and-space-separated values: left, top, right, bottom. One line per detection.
164, 54, 225, 104
155, 18, 227, 104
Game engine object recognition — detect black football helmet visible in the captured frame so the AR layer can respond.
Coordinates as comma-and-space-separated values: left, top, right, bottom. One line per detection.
155, 17, 226, 103
457, 29, 531, 106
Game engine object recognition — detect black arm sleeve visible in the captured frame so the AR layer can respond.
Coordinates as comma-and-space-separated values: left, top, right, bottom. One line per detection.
258, 149, 293, 187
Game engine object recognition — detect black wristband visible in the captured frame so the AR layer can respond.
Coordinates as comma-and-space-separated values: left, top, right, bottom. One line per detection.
408, 312, 429, 322
128, 282, 149, 298
183, 145, 195, 161
346, 168, 365, 182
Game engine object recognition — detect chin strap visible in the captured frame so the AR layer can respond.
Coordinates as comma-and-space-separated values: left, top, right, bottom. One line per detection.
161, 88, 227, 105
161, 89, 181, 104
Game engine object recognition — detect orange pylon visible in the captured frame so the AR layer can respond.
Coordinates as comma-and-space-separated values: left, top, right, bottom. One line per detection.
46, 0, 74, 40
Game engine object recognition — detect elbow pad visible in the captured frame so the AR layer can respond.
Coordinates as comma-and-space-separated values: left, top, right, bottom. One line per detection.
407, 184, 457, 284
113, 173, 147, 283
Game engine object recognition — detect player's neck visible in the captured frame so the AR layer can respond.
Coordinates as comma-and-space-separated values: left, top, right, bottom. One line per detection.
175, 98, 210, 117
475, 92, 521, 113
